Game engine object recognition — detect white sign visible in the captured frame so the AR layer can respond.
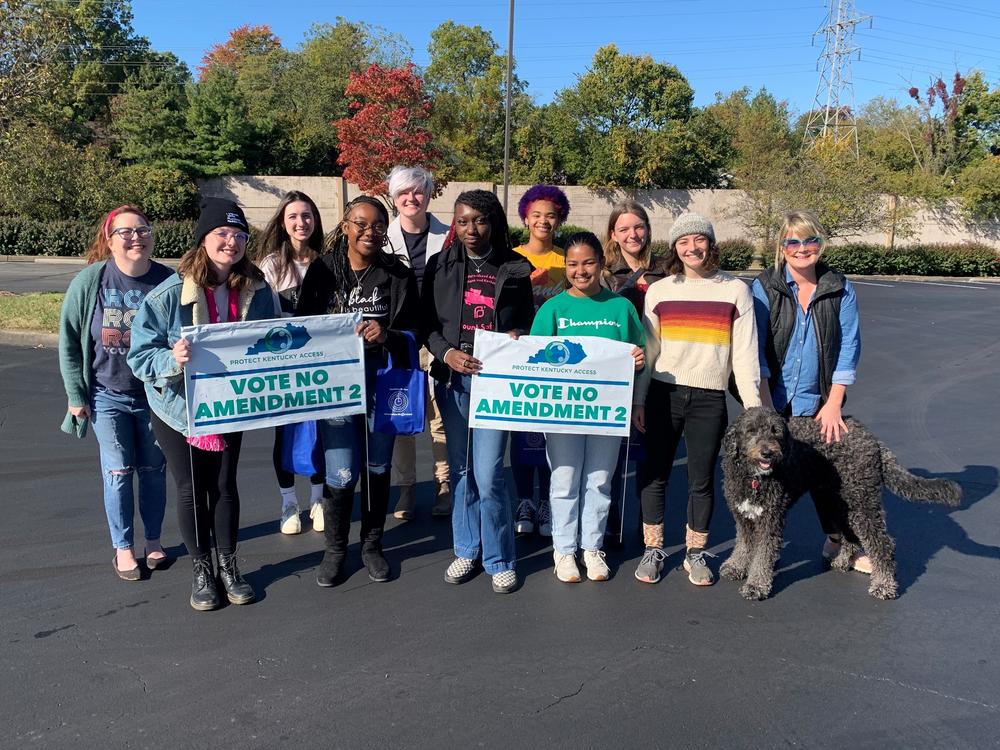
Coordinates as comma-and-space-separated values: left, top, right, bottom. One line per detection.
469, 330, 635, 436
183, 313, 366, 436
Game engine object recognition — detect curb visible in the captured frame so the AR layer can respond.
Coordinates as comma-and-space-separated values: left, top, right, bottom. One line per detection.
0, 330, 58, 347
2, 256, 180, 267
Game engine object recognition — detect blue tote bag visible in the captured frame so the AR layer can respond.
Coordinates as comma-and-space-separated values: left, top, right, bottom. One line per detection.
373, 333, 426, 436
281, 420, 324, 477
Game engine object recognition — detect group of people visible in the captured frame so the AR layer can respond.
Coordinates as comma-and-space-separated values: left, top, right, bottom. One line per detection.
59, 165, 862, 611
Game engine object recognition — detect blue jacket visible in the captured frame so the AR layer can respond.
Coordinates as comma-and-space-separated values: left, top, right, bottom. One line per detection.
127, 272, 276, 435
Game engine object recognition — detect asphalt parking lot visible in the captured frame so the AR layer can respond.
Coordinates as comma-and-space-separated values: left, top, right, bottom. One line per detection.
2, 278, 998, 749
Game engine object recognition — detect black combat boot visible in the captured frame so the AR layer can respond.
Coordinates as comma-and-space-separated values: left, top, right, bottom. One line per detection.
217, 550, 256, 604
190, 555, 221, 611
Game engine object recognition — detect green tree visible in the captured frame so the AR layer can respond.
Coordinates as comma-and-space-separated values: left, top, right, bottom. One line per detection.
0, 0, 70, 124
183, 68, 264, 176
551, 45, 725, 188
110, 52, 193, 169
425, 21, 526, 182
958, 156, 1000, 222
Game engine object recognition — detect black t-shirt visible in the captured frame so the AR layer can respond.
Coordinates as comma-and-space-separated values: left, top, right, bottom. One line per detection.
90, 260, 171, 393
401, 227, 430, 286
347, 265, 392, 351
459, 257, 499, 354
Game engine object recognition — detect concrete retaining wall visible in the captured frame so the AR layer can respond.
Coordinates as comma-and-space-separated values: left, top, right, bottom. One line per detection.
199, 176, 1000, 247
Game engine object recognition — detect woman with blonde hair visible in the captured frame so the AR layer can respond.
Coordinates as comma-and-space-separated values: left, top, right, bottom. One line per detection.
751, 210, 865, 571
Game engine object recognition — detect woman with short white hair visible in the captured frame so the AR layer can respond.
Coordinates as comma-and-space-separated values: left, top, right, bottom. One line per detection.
385, 165, 452, 519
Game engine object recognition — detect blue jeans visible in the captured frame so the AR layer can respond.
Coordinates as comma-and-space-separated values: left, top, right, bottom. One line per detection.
545, 432, 621, 554
89, 387, 167, 549
318, 356, 395, 491
437, 373, 514, 574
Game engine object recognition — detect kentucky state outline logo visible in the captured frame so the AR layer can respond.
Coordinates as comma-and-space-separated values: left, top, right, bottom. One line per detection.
527, 340, 586, 366
246, 323, 312, 355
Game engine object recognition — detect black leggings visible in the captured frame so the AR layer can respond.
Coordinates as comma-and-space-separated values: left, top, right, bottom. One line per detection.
638, 381, 728, 533
151, 413, 243, 557
272, 426, 324, 489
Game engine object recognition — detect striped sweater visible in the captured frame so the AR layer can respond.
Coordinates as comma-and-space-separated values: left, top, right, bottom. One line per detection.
634, 271, 761, 407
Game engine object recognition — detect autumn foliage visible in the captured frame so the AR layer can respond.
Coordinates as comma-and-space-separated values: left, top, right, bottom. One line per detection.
334, 63, 444, 198
199, 24, 281, 76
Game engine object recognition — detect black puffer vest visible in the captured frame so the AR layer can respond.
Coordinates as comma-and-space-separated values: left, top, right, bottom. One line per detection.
757, 262, 846, 403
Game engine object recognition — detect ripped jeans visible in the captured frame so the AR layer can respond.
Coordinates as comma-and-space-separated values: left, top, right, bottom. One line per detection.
89, 387, 167, 549
318, 356, 395, 491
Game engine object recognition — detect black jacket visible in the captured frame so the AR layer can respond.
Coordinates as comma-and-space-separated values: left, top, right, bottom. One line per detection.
421, 241, 535, 382
296, 252, 421, 367
756, 262, 846, 404
603, 256, 671, 313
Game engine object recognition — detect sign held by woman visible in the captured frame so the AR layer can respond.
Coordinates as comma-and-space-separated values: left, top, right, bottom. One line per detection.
469, 330, 635, 437
183, 313, 366, 436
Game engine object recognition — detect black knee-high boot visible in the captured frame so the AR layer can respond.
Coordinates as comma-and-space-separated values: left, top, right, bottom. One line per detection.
360, 470, 391, 582
316, 486, 353, 587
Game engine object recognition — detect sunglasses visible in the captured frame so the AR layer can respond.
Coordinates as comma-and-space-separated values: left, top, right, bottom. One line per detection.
781, 236, 822, 250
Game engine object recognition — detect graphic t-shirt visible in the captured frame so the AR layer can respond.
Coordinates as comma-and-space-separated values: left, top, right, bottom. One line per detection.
346, 265, 392, 350
459, 257, 499, 353
530, 288, 645, 347
401, 227, 430, 286
513, 245, 565, 307
91, 260, 172, 393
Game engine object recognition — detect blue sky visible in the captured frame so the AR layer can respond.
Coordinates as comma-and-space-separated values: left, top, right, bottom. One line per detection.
132, 0, 1000, 117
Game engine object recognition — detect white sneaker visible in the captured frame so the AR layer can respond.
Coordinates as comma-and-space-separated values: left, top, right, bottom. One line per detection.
553, 551, 581, 583
280, 503, 301, 535
309, 502, 324, 532
583, 549, 610, 581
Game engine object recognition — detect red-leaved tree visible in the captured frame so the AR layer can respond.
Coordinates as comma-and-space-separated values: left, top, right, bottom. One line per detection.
199, 25, 281, 77
334, 63, 444, 202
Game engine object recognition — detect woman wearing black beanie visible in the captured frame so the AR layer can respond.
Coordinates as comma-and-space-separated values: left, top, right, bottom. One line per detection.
129, 197, 278, 611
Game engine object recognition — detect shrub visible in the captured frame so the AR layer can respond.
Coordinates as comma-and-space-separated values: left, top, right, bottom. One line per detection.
824, 242, 999, 277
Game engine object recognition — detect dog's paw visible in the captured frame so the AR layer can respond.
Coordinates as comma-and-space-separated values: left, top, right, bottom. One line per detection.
869, 580, 898, 600
829, 550, 854, 572
720, 561, 747, 581
740, 582, 770, 601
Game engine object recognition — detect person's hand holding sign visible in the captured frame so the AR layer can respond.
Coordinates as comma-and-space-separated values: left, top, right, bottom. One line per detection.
172, 337, 191, 366
356, 319, 387, 345
630, 345, 645, 371
445, 349, 482, 375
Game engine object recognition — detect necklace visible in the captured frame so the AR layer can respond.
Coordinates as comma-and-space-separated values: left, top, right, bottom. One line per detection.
467, 250, 493, 274
352, 264, 373, 288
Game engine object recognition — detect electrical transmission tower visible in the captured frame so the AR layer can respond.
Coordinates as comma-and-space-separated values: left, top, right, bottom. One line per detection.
802, 0, 872, 157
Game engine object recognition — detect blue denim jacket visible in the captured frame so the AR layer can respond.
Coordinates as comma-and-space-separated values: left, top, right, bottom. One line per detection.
127, 272, 277, 434
751, 267, 860, 416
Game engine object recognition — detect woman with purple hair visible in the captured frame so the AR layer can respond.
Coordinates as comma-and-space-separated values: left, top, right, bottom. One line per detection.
510, 185, 571, 538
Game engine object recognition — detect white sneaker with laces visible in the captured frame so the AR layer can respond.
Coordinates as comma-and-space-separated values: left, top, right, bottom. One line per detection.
280, 503, 301, 535
582, 549, 610, 581
309, 502, 324, 532
553, 551, 581, 583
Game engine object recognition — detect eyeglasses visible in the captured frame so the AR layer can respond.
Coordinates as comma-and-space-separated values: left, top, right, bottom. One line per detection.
781, 236, 822, 250
346, 220, 388, 236
212, 230, 250, 245
110, 226, 152, 240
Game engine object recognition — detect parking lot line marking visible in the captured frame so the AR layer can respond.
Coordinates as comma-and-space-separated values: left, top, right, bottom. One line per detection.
892, 280, 990, 290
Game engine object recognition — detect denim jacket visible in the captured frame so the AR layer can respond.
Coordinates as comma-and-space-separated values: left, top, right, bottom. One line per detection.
127, 272, 276, 435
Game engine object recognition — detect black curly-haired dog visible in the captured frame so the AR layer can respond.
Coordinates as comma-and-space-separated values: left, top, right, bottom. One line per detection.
720, 407, 962, 601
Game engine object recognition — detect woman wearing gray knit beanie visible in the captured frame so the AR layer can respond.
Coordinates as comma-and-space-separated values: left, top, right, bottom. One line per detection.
631, 212, 762, 587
